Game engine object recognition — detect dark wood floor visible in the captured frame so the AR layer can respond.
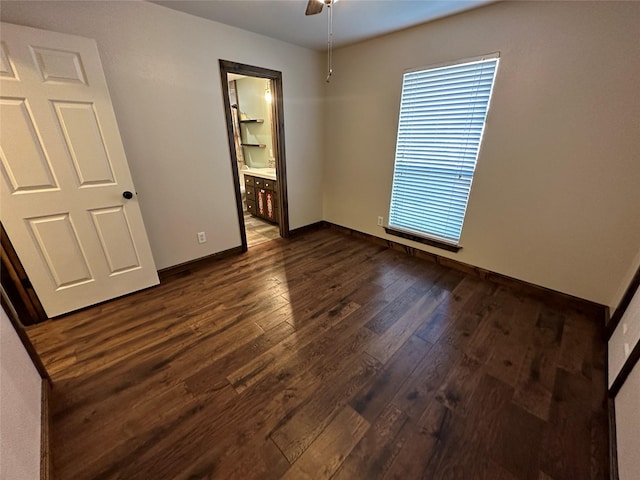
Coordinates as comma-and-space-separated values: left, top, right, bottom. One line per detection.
27, 228, 610, 480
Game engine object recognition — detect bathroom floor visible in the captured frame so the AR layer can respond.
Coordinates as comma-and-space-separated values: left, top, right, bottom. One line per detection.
244, 211, 280, 247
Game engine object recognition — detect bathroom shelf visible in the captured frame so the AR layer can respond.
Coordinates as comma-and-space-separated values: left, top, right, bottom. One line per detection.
241, 143, 266, 148
240, 119, 264, 124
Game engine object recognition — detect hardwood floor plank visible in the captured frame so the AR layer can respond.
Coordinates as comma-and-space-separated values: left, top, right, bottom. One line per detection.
590, 411, 610, 480
484, 312, 537, 388
51, 328, 194, 421
539, 368, 592, 480
227, 300, 361, 393
512, 307, 565, 421
183, 333, 377, 478
364, 269, 444, 334
426, 374, 516, 480
366, 270, 464, 363
351, 333, 433, 421
184, 320, 296, 395
489, 402, 546, 480
255, 301, 294, 330
188, 327, 383, 479
538, 472, 557, 480
228, 258, 425, 394
270, 353, 381, 463
181, 358, 359, 478
22, 229, 608, 480
433, 352, 483, 418
589, 332, 609, 480
391, 341, 459, 421
557, 311, 596, 377
415, 275, 496, 345
461, 373, 515, 454
280, 405, 369, 480
63, 384, 236, 480
463, 286, 517, 365
381, 400, 451, 479
332, 404, 408, 480
177, 437, 290, 480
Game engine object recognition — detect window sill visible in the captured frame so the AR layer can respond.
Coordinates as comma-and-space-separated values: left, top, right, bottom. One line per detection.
384, 227, 462, 253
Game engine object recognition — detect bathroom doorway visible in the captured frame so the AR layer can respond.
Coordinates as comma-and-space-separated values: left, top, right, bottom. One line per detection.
220, 60, 289, 251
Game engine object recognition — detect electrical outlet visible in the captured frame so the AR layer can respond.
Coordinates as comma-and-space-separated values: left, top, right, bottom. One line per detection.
377, 216, 384, 226
197, 232, 206, 244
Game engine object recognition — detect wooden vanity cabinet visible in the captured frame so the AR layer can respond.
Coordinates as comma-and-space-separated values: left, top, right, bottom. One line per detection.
244, 174, 278, 224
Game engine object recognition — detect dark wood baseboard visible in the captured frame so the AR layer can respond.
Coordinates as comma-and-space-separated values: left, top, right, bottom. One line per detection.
608, 397, 619, 480
326, 222, 608, 322
609, 340, 640, 398
606, 265, 640, 339
158, 246, 244, 281
1, 222, 47, 326
289, 221, 329, 237
384, 226, 461, 252
1, 288, 50, 380
41, 379, 52, 480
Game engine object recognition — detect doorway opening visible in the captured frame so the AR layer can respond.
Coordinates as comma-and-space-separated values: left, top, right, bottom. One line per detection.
220, 60, 289, 251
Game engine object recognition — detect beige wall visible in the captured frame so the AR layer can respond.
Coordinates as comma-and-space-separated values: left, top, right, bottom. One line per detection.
323, 1, 640, 309
3, 1, 639, 309
0, 306, 42, 479
1, 1, 325, 269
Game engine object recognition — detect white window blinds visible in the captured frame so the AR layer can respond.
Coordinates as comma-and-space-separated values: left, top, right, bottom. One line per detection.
388, 55, 499, 246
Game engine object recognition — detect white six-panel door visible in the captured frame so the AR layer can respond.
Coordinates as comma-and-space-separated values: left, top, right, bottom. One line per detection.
0, 22, 159, 317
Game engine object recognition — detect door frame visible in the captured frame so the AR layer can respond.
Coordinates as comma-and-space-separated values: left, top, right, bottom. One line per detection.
219, 60, 289, 252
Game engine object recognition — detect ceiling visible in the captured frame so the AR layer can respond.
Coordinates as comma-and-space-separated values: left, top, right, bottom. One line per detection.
151, 0, 494, 51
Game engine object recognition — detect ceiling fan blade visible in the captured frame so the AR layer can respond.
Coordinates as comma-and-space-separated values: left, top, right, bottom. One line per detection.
305, 0, 324, 16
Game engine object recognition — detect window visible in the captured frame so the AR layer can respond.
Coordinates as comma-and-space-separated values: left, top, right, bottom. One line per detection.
387, 54, 499, 251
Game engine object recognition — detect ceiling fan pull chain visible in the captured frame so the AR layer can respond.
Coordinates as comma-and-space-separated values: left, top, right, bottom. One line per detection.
327, 1, 333, 83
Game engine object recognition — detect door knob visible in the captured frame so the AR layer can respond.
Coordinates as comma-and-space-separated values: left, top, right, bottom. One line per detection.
123, 191, 134, 199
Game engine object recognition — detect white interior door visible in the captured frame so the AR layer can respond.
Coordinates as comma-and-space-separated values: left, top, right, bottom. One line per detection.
0, 22, 159, 318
